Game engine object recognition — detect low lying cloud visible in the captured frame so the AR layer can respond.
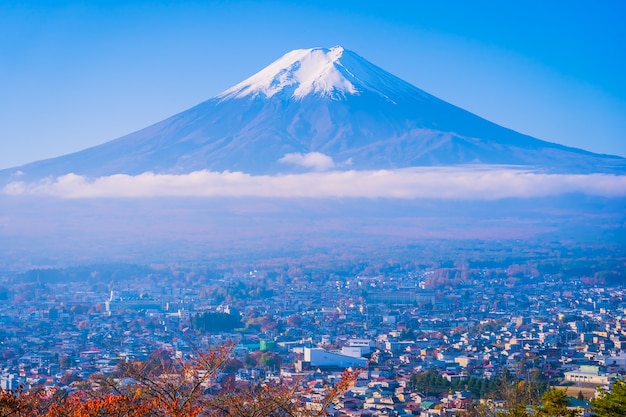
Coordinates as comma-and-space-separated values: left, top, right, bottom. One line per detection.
3, 167, 626, 200
279, 152, 335, 171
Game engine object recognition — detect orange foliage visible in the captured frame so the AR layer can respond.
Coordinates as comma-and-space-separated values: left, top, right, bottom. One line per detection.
1, 345, 358, 417
45, 393, 157, 417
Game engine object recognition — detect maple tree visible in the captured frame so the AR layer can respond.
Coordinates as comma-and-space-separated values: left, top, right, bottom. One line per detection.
0, 386, 41, 417
0, 344, 357, 417
44, 393, 156, 417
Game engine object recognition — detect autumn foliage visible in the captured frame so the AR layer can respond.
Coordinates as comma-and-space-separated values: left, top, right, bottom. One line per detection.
1, 344, 357, 417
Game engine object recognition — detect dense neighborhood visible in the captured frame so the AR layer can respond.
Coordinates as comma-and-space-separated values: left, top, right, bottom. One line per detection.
1, 259, 625, 416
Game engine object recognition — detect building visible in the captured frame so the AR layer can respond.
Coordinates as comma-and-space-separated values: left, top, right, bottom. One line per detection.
296, 347, 367, 371
564, 365, 616, 385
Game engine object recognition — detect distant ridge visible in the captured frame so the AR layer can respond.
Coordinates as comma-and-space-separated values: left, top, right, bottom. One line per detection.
2, 45, 624, 183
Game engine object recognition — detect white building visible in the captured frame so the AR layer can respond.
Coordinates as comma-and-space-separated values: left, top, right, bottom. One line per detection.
303, 347, 367, 369
0, 374, 22, 391
602, 353, 626, 371
564, 365, 616, 385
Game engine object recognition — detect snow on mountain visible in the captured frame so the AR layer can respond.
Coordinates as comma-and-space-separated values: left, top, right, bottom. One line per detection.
218, 45, 420, 102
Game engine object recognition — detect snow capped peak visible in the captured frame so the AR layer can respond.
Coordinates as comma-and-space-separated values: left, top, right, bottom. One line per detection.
218, 46, 417, 102
219, 46, 354, 100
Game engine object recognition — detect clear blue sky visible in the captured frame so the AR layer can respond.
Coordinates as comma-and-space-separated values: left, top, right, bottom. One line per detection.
1, 0, 625, 169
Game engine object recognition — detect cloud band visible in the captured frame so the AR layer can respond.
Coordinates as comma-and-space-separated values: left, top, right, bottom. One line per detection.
3, 167, 625, 200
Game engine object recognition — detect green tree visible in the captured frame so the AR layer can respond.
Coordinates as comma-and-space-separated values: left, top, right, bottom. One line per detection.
410, 368, 450, 394
535, 389, 576, 417
592, 380, 626, 417
258, 351, 281, 369
243, 353, 257, 368
399, 328, 416, 341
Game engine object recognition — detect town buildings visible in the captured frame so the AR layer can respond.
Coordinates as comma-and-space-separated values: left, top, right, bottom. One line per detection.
1, 263, 624, 415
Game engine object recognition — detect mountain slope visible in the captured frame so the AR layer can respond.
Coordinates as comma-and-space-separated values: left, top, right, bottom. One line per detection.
2, 46, 624, 182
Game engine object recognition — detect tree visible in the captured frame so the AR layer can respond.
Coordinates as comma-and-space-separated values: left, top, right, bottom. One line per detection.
496, 380, 531, 417
59, 373, 81, 386
286, 315, 302, 327
399, 328, 416, 341
206, 368, 358, 417
0, 386, 57, 417
94, 344, 233, 417
243, 353, 257, 368
0, 386, 38, 417
222, 358, 244, 374
464, 402, 495, 417
497, 391, 531, 417
410, 368, 450, 394
45, 393, 156, 417
535, 389, 576, 417
258, 351, 281, 369
0, 344, 358, 417
58, 356, 72, 370
592, 380, 626, 417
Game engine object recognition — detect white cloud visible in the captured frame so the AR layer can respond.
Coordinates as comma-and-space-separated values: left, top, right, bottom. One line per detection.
3, 167, 626, 200
278, 152, 335, 171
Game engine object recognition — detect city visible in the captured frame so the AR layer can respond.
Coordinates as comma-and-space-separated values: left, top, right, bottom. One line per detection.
1, 250, 624, 416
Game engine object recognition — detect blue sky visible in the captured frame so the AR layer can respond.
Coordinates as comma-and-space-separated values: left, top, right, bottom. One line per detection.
1, 0, 625, 169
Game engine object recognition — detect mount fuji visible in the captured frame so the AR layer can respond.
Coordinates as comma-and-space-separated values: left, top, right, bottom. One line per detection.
2, 46, 626, 265
2, 45, 624, 183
